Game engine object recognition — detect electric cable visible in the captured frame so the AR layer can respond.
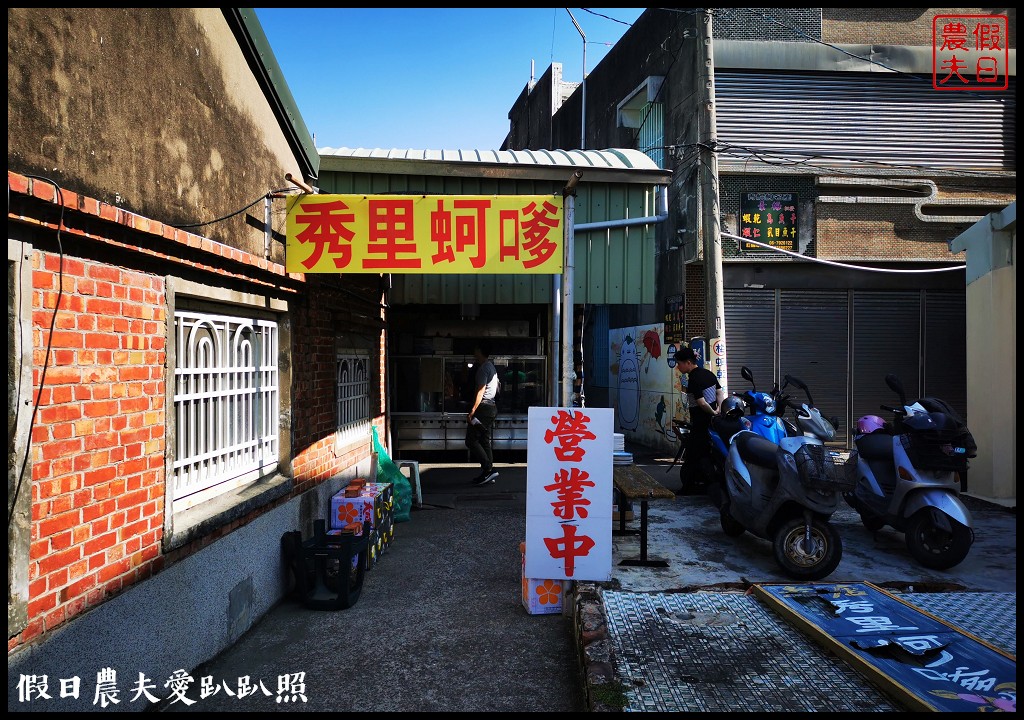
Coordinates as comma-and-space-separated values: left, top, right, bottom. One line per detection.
173, 187, 296, 230
10, 175, 65, 531
722, 231, 966, 273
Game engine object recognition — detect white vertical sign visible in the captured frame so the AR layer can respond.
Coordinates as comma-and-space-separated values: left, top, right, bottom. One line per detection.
525, 406, 613, 581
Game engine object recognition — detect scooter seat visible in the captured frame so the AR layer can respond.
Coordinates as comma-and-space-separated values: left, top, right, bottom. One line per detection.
734, 431, 779, 468
856, 432, 894, 462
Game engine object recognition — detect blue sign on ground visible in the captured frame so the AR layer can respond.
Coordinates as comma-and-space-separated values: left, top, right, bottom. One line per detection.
753, 582, 1016, 712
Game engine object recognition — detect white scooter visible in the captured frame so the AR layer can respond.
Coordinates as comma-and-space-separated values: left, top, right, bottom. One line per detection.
718, 374, 857, 580
844, 374, 976, 570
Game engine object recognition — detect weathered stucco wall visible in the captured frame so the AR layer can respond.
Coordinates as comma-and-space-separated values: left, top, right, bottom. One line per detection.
7, 8, 302, 264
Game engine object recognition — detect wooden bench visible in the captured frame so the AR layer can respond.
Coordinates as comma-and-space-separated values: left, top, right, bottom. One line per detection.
612, 464, 675, 568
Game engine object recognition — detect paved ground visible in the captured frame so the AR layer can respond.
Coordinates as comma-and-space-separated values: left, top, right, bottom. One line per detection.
157, 446, 1016, 713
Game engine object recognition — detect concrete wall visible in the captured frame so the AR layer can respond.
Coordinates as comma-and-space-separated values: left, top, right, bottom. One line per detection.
951, 205, 1017, 505
7, 466, 366, 712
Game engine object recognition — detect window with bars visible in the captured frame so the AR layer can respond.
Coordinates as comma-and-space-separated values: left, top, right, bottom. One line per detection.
172, 309, 280, 511
336, 351, 371, 448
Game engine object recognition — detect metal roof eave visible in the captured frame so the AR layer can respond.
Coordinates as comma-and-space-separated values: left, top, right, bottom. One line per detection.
318, 147, 672, 185
228, 9, 320, 181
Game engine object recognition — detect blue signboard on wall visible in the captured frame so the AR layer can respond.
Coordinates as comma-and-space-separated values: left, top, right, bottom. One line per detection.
753, 582, 1016, 712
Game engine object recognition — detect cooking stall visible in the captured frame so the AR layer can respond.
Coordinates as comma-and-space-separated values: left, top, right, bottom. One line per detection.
389, 312, 547, 456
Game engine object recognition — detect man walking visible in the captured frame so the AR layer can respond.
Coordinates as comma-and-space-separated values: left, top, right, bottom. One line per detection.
467, 341, 499, 486
674, 345, 726, 494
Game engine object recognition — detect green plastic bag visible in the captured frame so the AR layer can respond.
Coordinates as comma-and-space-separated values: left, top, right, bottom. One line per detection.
372, 426, 412, 523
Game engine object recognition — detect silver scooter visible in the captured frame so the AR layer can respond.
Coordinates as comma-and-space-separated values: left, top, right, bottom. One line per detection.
844, 374, 976, 570
718, 374, 858, 580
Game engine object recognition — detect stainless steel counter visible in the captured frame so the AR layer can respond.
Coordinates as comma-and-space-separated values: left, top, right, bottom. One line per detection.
392, 412, 529, 451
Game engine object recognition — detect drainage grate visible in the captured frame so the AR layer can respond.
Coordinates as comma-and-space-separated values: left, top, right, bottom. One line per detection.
605, 590, 897, 712
602, 590, 1016, 712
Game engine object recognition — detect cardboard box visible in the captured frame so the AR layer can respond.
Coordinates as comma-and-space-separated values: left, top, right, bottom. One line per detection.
329, 483, 395, 569
519, 541, 568, 615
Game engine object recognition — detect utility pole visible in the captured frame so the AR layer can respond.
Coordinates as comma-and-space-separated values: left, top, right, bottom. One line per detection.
697, 9, 728, 393
567, 8, 586, 149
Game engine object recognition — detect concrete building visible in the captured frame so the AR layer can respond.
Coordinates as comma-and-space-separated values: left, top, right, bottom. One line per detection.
8, 9, 382, 710
503, 8, 1016, 503
949, 203, 1016, 506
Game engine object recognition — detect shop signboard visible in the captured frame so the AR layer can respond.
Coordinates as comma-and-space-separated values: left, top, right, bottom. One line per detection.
286, 193, 563, 274
524, 406, 613, 582
739, 192, 798, 253
663, 294, 684, 345
754, 582, 1017, 712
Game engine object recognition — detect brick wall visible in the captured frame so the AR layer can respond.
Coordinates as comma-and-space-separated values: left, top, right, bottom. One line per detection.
22, 252, 167, 645
8, 171, 383, 653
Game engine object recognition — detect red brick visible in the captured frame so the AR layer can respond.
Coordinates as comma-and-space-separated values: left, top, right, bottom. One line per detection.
47, 567, 69, 590
40, 438, 84, 462
121, 518, 150, 538
37, 509, 81, 539
43, 366, 83, 385
83, 466, 117, 487
42, 605, 67, 630
39, 404, 83, 424
36, 544, 82, 575
65, 573, 98, 599
83, 400, 119, 418
27, 592, 59, 618
87, 265, 120, 283
84, 332, 120, 350
97, 558, 131, 583
84, 531, 117, 555
9, 172, 29, 194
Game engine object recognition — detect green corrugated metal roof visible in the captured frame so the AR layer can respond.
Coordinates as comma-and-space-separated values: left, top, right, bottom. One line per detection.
318, 147, 671, 185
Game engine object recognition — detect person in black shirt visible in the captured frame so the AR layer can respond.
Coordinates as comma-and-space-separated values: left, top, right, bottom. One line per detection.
674, 346, 726, 495
466, 341, 499, 486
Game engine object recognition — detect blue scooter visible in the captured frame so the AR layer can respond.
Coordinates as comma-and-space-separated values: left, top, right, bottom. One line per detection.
717, 373, 857, 580
672, 365, 791, 499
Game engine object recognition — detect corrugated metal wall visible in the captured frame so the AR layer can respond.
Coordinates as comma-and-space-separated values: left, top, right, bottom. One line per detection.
725, 287, 968, 446
716, 72, 1016, 170
317, 170, 658, 306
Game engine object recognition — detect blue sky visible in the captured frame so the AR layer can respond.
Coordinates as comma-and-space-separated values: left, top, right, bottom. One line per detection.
254, 8, 645, 152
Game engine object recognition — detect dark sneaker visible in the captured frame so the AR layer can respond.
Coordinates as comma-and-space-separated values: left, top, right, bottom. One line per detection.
473, 471, 498, 486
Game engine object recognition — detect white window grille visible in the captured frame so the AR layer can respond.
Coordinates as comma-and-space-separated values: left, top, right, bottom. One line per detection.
172, 310, 279, 511
336, 352, 370, 448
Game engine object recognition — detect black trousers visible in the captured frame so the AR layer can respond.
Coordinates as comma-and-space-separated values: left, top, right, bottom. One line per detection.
465, 402, 497, 473
680, 427, 713, 487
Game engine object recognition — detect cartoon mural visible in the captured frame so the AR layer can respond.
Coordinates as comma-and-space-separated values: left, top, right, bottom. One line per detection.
609, 323, 686, 453
615, 334, 641, 431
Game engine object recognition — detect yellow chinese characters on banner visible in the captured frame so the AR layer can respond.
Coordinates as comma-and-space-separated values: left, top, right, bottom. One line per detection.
286, 194, 564, 274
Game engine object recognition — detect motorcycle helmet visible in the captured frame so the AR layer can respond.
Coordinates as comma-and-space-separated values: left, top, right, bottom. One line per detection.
856, 415, 888, 435
721, 396, 746, 419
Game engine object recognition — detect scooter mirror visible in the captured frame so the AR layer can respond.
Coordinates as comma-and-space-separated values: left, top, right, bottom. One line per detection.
741, 366, 754, 386
830, 416, 840, 431
785, 374, 813, 406
885, 373, 907, 406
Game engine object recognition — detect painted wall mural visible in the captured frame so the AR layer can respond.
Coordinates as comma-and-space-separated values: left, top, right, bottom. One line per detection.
608, 323, 688, 453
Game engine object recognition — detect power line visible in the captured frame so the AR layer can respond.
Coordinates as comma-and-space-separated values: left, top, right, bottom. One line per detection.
722, 232, 966, 273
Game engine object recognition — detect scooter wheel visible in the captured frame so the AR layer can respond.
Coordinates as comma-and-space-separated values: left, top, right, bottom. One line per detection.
773, 517, 842, 580
905, 510, 973, 570
720, 507, 745, 537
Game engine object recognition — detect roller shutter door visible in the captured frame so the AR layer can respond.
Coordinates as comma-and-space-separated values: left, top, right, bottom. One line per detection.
923, 291, 968, 419
779, 290, 850, 443
851, 291, 921, 433
724, 288, 777, 396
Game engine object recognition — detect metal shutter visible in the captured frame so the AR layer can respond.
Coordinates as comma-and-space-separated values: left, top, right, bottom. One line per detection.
923, 291, 968, 419
716, 72, 1016, 171
724, 288, 777, 396
779, 290, 850, 442
851, 291, 921, 429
